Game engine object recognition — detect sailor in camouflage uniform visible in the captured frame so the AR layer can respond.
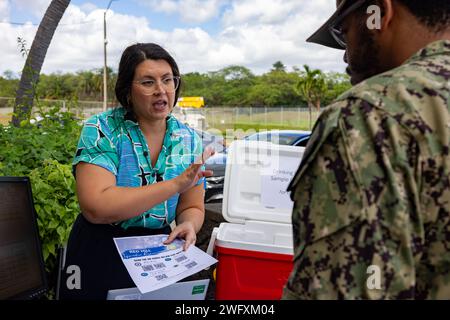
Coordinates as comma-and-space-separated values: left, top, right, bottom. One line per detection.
283, 0, 450, 299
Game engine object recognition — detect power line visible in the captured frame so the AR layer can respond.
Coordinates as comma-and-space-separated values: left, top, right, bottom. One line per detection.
0, 21, 30, 26
0, 20, 97, 27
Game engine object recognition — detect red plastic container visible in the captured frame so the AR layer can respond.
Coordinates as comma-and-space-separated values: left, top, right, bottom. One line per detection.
215, 245, 293, 300
208, 141, 304, 300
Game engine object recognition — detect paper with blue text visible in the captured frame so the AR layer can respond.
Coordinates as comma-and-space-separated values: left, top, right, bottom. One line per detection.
113, 235, 217, 294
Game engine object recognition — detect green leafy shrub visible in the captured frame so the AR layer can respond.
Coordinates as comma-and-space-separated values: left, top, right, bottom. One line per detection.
29, 159, 79, 272
0, 106, 81, 176
0, 106, 82, 298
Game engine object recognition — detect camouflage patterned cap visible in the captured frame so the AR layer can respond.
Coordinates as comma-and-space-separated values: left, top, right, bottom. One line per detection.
306, 0, 362, 50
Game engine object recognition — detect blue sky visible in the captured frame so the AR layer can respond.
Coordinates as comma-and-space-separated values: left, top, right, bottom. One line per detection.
6, 0, 226, 33
71, 0, 229, 34
0, 0, 346, 76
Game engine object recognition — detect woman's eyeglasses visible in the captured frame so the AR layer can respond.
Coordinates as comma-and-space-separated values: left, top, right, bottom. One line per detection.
133, 76, 180, 95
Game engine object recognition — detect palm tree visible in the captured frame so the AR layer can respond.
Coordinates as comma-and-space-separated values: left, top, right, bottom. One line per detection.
77, 71, 94, 99
295, 65, 328, 130
12, 0, 71, 127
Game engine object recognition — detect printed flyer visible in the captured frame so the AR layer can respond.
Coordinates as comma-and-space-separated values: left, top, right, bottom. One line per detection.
113, 235, 217, 294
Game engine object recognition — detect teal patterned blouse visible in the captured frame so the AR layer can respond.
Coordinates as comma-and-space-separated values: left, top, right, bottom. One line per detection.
73, 107, 204, 229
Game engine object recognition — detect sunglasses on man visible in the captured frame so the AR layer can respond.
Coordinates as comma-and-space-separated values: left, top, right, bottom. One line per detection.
329, 0, 370, 49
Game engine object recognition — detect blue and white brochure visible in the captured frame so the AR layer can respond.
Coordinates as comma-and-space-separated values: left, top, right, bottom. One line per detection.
113, 234, 217, 294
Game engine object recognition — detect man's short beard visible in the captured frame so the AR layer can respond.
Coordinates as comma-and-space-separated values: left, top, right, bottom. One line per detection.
349, 22, 384, 85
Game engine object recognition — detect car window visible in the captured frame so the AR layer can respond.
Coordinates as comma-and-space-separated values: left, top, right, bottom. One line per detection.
246, 133, 268, 141
246, 132, 311, 146
276, 135, 299, 145
247, 133, 299, 145
196, 129, 226, 153
294, 137, 310, 147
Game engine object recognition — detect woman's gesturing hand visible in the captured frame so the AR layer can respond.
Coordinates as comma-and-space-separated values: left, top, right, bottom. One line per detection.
174, 147, 215, 194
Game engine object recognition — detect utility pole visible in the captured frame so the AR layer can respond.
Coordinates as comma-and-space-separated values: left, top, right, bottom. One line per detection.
103, 9, 107, 112
103, 0, 117, 112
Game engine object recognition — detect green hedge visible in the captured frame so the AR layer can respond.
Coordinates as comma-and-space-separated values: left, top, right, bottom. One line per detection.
0, 106, 82, 298
30, 160, 79, 272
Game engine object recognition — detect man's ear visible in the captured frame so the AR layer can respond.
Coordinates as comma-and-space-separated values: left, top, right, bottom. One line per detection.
379, 0, 394, 31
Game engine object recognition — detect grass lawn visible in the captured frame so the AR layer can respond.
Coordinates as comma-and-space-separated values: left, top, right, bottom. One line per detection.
206, 109, 319, 132
233, 120, 314, 131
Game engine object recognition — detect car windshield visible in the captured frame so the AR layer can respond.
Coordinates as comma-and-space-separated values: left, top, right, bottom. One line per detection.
246, 133, 300, 146
195, 129, 226, 153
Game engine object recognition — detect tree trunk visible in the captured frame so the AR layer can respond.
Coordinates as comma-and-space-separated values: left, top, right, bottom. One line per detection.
315, 99, 321, 112
308, 102, 313, 130
12, 0, 70, 127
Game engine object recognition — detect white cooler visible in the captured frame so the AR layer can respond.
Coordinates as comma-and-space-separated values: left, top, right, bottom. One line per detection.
207, 140, 305, 300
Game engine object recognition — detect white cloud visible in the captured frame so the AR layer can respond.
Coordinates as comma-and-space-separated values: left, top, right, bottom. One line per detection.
11, 0, 52, 18
80, 2, 98, 14
223, 0, 300, 26
0, 0, 10, 20
212, 0, 343, 73
145, 0, 226, 24
149, 0, 178, 14
0, 0, 346, 78
0, 18, 37, 69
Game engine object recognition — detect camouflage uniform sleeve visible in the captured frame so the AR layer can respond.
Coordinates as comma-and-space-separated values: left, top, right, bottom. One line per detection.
282, 98, 420, 299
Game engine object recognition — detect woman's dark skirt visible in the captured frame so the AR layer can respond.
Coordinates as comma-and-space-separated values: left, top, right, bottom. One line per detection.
58, 214, 171, 300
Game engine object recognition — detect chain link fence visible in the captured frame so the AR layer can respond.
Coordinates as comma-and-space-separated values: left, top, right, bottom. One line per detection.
0, 97, 110, 124
1, 97, 321, 130
172, 106, 320, 132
